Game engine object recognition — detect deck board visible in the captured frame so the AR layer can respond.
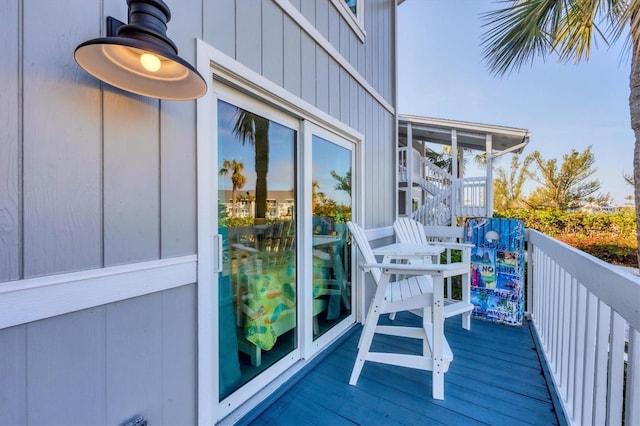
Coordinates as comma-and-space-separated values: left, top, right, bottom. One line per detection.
242, 313, 561, 426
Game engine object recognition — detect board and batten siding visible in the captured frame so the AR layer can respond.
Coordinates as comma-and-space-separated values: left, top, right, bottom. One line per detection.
0, 285, 196, 425
0, 0, 397, 424
0, 0, 198, 283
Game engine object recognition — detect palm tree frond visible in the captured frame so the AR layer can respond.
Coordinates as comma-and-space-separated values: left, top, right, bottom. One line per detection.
614, 0, 640, 53
554, 0, 616, 62
482, 0, 625, 73
481, 0, 562, 75
233, 110, 257, 146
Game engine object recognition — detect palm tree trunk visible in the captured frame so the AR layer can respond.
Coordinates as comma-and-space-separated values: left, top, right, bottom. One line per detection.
231, 186, 237, 218
630, 41, 640, 267
254, 121, 269, 223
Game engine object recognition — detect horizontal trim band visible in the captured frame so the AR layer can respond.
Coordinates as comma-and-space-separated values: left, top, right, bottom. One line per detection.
0, 255, 197, 329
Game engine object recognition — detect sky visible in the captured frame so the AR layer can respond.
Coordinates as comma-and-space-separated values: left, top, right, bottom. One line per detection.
397, 0, 635, 204
218, 100, 295, 192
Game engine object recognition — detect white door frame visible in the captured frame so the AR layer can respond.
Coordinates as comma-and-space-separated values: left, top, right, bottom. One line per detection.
301, 121, 358, 360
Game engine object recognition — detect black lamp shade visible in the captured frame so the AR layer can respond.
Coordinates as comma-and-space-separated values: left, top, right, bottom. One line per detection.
74, 0, 207, 100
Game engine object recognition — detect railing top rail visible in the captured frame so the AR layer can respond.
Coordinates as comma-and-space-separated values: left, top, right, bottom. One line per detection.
459, 176, 487, 183
421, 157, 452, 179
528, 229, 640, 330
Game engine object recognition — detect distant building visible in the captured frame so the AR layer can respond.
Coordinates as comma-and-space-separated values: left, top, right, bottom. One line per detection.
220, 190, 295, 220
580, 202, 633, 213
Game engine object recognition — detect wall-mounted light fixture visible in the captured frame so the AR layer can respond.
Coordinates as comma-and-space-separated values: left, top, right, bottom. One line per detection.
74, 0, 207, 100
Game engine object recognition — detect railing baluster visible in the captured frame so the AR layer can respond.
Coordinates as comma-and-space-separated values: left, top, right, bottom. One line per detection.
551, 263, 561, 373
572, 284, 587, 425
626, 328, 640, 426
568, 277, 579, 419
565, 277, 576, 408
607, 310, 625, 425
560, 270, 571, 392
581, 291, 598, 425
540, 254, 549, 347
592, 301, 610, 425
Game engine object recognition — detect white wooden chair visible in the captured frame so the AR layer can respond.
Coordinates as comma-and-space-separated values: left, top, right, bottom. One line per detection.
394, 217, 474, 330
347, 221, 468, 399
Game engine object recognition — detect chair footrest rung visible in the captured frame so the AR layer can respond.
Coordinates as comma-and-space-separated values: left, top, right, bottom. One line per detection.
375, 325, 425, 339
443, 300, 474, 318
365, 352, 451, 373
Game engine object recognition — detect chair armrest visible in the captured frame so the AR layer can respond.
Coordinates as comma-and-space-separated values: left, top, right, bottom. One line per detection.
436, 242, 473, 250
363, 262, 468, 278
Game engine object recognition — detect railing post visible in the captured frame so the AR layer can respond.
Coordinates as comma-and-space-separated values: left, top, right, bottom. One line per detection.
406, 123, 413, 216
485, 133, 493, 217
450, 130, 458, 223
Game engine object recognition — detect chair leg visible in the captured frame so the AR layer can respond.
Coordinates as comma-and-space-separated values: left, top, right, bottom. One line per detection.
431, 276, 445, 400
462, 271, 471, 330
432, 363, 444, 400
462, 311, 471, 330
350, 306, 381, 385
357, 301, 374, 349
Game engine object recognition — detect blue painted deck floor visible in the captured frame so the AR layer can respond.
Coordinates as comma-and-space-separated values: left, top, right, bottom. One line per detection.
242, 312, 562, 425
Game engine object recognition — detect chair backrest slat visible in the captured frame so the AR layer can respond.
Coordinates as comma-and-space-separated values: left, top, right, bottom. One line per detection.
394, 217, 428, 245
347, 221, 381, 283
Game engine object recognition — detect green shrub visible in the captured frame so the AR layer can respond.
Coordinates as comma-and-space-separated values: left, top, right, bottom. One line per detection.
495, 209, 638, 267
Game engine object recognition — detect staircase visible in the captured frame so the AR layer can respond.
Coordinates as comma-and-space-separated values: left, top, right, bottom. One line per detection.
398, 147, 488, 226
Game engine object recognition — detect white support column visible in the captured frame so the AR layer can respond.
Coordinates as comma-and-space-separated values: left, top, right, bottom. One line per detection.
485, 133, 493, 217
450, 130, 458, 223
406, 123, 413, 216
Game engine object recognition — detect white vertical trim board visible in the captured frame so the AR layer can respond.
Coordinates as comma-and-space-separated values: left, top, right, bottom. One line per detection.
196, 37, 217, 426
0, 256, 197, 329
299, 120, 313, 360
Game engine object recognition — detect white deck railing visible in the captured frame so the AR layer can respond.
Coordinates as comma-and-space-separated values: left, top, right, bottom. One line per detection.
412, 187, 452, 226
456, 177, 487, 218
527, 229, 640, 426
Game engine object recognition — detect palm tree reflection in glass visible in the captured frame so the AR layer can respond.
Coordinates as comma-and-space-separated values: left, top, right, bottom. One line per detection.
233, 110, 270, 224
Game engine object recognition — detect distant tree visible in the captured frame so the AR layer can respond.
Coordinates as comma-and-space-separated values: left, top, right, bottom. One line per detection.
525, 147, 608, 210
219, 159, 246, 218
311, 180, 326, 213
493, 154, 533, 212
330, 169, 352, 196
423, 148, 450, 171
439, 146, 494, 178
625, 172, 634, 186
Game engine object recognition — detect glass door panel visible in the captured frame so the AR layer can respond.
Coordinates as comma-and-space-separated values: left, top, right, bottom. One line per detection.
311, 135, 352, 339
217, 99, 297, 400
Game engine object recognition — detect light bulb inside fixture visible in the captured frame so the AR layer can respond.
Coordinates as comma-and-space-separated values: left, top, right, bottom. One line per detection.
140, 53, 161, 72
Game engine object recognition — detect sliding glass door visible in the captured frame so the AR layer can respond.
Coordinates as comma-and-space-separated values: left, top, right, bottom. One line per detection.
217, 98, 298, 400
205, 84, 359, 420
310, 128, 354, 341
